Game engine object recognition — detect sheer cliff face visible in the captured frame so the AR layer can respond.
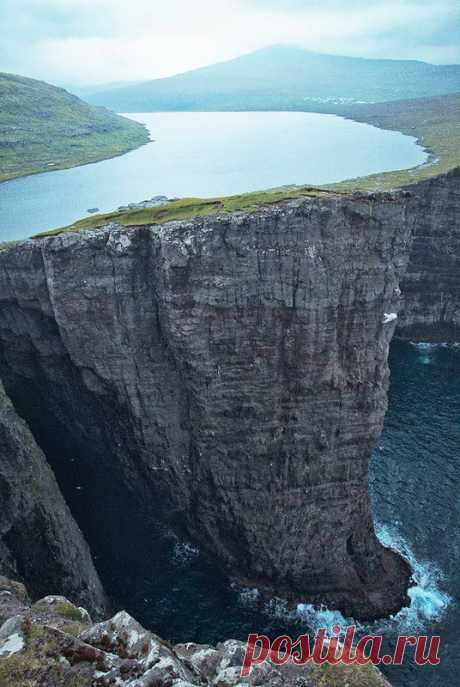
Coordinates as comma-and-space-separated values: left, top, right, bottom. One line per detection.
0, 187, 422, 620
398, 167, 460, 340
0, 380, 107, 614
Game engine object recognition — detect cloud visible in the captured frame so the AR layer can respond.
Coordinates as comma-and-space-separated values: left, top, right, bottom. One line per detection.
0, 0, 458, 86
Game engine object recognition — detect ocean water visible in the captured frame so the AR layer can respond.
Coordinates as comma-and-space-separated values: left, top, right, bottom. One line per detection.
0, 111, 427, 241
91, 340, 459, 687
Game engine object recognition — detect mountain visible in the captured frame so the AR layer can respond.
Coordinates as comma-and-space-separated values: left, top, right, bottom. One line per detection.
68, 80, 143, 98
0, 72, 149, 182
85, 45, 460, 112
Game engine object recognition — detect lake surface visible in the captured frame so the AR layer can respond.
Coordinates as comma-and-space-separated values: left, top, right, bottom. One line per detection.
60, 341, 459, 687
0, 111, 427, 241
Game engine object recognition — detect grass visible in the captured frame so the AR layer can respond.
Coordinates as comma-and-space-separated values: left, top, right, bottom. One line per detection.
310, 662, 388, 687
0, 626, 66, 687
32, 187, 335, 238
0, 72, 149, 183
54, 602, 84, 623
0, 240, 19, 251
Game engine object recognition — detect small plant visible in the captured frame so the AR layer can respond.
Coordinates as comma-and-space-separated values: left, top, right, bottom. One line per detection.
54, 601, 83, 622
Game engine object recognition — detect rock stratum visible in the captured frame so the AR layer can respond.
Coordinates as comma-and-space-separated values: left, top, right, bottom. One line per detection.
0, 168, 458, 625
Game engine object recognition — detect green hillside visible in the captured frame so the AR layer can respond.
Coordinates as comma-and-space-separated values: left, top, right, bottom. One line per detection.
86, 45, 460, 112
0, 72, 149, 183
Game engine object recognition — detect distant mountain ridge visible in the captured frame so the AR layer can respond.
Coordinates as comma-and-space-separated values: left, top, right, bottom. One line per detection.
0, 72, 149, 182
85, 45, 460, 112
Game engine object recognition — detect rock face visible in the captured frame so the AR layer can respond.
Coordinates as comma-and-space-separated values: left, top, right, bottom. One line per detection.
0, 576, 390, 687
397, 167, 460, 340
0, 380, 107, 615
0, 168, 458, 620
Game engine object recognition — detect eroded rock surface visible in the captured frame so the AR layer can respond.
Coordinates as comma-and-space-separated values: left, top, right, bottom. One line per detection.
0, 577, 391, 687
397, 168, 460, 339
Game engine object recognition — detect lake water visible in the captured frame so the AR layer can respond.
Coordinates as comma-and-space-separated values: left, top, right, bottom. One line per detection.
0, 111, 427, 241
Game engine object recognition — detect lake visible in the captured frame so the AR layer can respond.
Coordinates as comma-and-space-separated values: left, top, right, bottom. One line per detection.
0, 111, 427, 241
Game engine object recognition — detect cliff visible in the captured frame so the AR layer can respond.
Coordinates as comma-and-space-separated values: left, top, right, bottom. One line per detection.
397, 169, 460, 339
0, 168, 458, 622
0, 380, 107, 614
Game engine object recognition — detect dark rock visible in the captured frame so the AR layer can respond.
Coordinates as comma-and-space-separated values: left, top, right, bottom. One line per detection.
0, 169, 458, 620
397, 167, 460, 340
0, 380, 107, 615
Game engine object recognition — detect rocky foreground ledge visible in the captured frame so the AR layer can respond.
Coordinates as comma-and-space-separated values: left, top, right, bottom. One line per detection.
0, 577, 390, 687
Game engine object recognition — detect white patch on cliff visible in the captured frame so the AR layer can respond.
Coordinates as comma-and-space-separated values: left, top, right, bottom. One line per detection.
383, 312, 398, 324
0, 632, 24, 656
173, 541, 199, 563
108, 232, 132, 254
237, 586, 260, 606
111, 610, 134, 626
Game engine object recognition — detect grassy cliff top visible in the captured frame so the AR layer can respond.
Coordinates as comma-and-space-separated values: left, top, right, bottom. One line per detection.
32, 187, 335, 238
0, 72, 149, 183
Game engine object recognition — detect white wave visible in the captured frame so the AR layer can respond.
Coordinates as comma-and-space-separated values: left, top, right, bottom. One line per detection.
293, 524, 451, 637
229, 522, 450, 640
235, 586, 260, 607
373, 523, 451, 632
409, 341, 437, 364
172, 541, 199, 564
296, 603, 350, 633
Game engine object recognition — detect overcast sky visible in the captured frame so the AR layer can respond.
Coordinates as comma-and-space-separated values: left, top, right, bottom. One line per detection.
1, 0, 459, 87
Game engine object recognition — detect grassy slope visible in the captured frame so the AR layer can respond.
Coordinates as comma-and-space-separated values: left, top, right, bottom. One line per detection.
0, 72, 149, 183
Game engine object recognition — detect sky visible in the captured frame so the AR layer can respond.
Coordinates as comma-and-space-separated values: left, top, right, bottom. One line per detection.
1, 0, 459, 87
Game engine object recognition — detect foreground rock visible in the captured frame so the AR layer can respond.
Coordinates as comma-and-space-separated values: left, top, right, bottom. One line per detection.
0, 577, 390, 686
0, 381, 107, 615
0, 169, 458, 620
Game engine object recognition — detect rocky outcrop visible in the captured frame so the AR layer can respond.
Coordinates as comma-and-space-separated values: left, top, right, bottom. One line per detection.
0, 380, 107, 615
0, 576, 390, 687
0, 168, 458, 621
